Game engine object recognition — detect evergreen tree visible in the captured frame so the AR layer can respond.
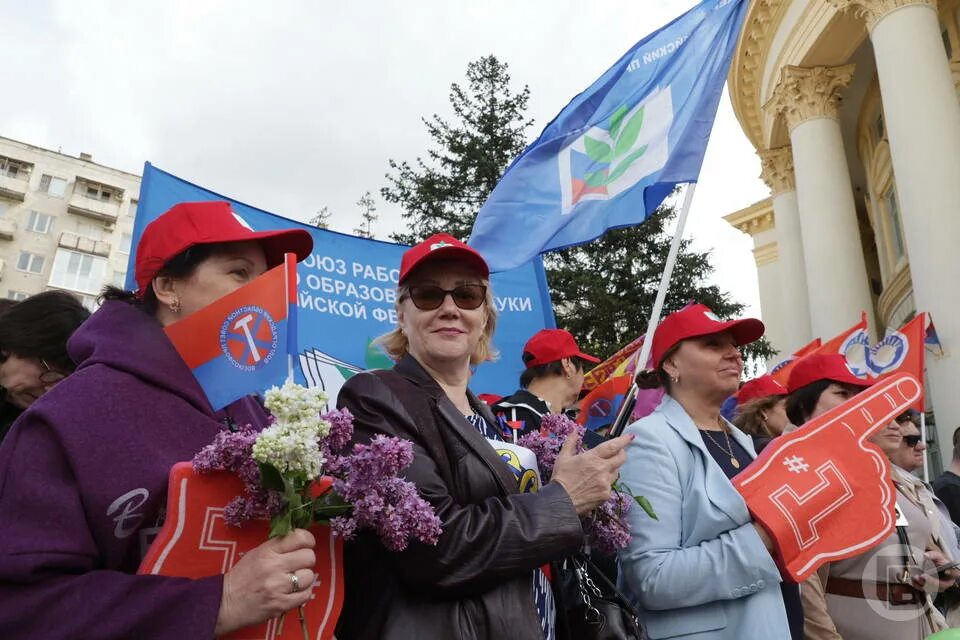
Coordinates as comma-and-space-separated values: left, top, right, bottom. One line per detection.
353, 191, 378, 239
383, 55, 533, 244
545, 206, 774, 369
383, 55, 773, 368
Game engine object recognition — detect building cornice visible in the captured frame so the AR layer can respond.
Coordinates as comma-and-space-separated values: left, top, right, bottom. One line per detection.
763, 64, 857, 131
729, 0, 791, 148
723, 198, 776, 236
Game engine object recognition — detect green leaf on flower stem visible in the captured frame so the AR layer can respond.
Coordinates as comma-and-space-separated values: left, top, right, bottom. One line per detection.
258, 462, 285, 492
608, 105, 629, 139
615, 480, 657, 520
269, 511, 293, 538
583, 136, 613, 164
634, 495, 658, 520
612, 106, 645, 158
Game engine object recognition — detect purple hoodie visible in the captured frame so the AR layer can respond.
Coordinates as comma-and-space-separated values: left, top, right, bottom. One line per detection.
0, 300, 270, 639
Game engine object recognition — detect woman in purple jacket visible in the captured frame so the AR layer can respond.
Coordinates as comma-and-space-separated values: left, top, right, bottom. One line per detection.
0, 201, 316, 639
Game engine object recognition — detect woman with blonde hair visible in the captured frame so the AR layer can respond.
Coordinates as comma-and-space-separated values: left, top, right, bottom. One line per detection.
732, 374, 791, 452
336, 233, 633, 639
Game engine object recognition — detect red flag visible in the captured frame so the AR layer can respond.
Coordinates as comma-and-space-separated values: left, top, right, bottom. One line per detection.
771, 313, 868, 387
583, 335, 645, 391
869, 313, 926, 411
794, 338, 822, 358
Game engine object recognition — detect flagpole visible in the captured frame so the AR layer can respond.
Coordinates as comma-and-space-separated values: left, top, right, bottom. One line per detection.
610, 182, 698, 438
921, 411, 930, 483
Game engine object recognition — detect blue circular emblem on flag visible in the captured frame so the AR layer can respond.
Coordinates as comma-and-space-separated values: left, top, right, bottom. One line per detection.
219, 305, 279, 372
866, 331, 908, 377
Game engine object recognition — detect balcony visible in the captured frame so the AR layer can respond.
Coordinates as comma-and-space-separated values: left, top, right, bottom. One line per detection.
0, 219, 14, 241
67, 192, 120, 223
0, 173, 28, 202
58, 231, 112, 258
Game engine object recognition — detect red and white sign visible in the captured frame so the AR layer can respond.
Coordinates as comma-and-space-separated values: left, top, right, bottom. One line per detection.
733, 373, 922, 582
139, 463, 344, 640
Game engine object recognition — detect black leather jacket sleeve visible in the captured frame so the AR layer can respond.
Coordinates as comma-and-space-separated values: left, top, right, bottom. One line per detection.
338, 372, 584, 596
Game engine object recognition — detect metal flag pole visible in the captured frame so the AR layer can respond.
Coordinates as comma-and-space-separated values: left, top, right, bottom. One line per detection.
921, 411, 929, 483
610, 182, 698, 438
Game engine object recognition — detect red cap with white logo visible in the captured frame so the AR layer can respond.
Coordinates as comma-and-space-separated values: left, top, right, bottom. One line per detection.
651, 304, 765, 367
398, 233, 490, 284
135, 201, 313, 295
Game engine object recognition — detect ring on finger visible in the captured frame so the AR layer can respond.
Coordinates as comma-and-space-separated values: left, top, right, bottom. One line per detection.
290, 572, 300, 593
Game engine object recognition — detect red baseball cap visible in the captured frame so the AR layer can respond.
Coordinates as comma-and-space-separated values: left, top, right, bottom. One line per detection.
651, 304, 764, 367
399, 233, 489, 284
736, 375, 787, 405
523, 329, 600, 368
135, 201, 313, 294
786, 353, 873, 393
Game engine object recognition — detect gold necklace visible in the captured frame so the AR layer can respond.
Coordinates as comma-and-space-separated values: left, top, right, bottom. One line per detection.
700, 426, 740, 469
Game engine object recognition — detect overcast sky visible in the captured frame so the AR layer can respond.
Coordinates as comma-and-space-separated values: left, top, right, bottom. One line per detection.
2, 0, 769, 319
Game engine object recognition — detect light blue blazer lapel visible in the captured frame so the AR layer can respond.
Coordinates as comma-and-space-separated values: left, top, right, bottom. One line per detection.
660, 396, 754, 525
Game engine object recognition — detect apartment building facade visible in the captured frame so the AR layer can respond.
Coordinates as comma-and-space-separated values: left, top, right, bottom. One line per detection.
0, 136, 140, 309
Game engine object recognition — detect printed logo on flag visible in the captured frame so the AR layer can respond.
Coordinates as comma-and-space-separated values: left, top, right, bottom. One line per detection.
866, 331, 908, 377
840, 328, 871, 378
219, 305, 279, 372
558, 86, 674, 214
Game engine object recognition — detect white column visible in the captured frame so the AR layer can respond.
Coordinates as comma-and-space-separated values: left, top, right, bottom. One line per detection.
765, 65, 875, 341
833, 0, 960, 463
759, 146, 813, 352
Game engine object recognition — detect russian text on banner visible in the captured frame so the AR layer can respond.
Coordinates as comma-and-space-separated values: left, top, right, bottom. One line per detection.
468, 0, 750, 272
165, 254, 297, 410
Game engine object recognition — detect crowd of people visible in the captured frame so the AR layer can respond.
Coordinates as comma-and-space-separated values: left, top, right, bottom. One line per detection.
0, 201, 957, 639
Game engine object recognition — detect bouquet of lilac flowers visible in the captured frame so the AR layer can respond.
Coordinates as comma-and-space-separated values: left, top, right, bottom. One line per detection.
518, 413, 656, 555
193, 381, 442, 549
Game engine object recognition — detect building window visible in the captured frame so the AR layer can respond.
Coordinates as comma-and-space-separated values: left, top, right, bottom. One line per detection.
26, 211, 54, 234
49, 249, 107, 295
112, 271, 127, 287
884, 187, 906, 261
128, 199, 138, 218
84, 183, 114, 202
0, 157, 29, 179
16, 251, 45, 274
39, 174, 68, 198
0, 200, 8, 217
6, 291, 28, 302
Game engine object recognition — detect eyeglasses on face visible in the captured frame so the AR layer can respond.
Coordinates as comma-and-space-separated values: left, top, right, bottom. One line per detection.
0, 358, 66, 403
902, 434, 922, 447
405, 284, 487, 311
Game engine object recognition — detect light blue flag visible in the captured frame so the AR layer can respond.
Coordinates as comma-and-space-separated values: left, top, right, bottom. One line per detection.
469, 0, 749, 272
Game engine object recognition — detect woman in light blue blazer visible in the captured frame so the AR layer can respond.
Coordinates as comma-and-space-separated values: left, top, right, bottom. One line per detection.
618, 304, 798, 640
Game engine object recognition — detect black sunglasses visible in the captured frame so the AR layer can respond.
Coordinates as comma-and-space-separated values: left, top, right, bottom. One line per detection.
406, 284, 487, 311
903, 435, 922, 447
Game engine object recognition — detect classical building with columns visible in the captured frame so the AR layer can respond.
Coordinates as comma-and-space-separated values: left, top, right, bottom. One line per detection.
724, 0, 960, 467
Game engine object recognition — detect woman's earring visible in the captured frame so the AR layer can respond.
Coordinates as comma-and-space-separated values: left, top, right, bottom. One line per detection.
170, 298, 182, 314
671, 374, 680, 385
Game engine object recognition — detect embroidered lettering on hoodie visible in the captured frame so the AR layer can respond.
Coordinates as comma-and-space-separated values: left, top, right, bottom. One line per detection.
106, 488, 149, 539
